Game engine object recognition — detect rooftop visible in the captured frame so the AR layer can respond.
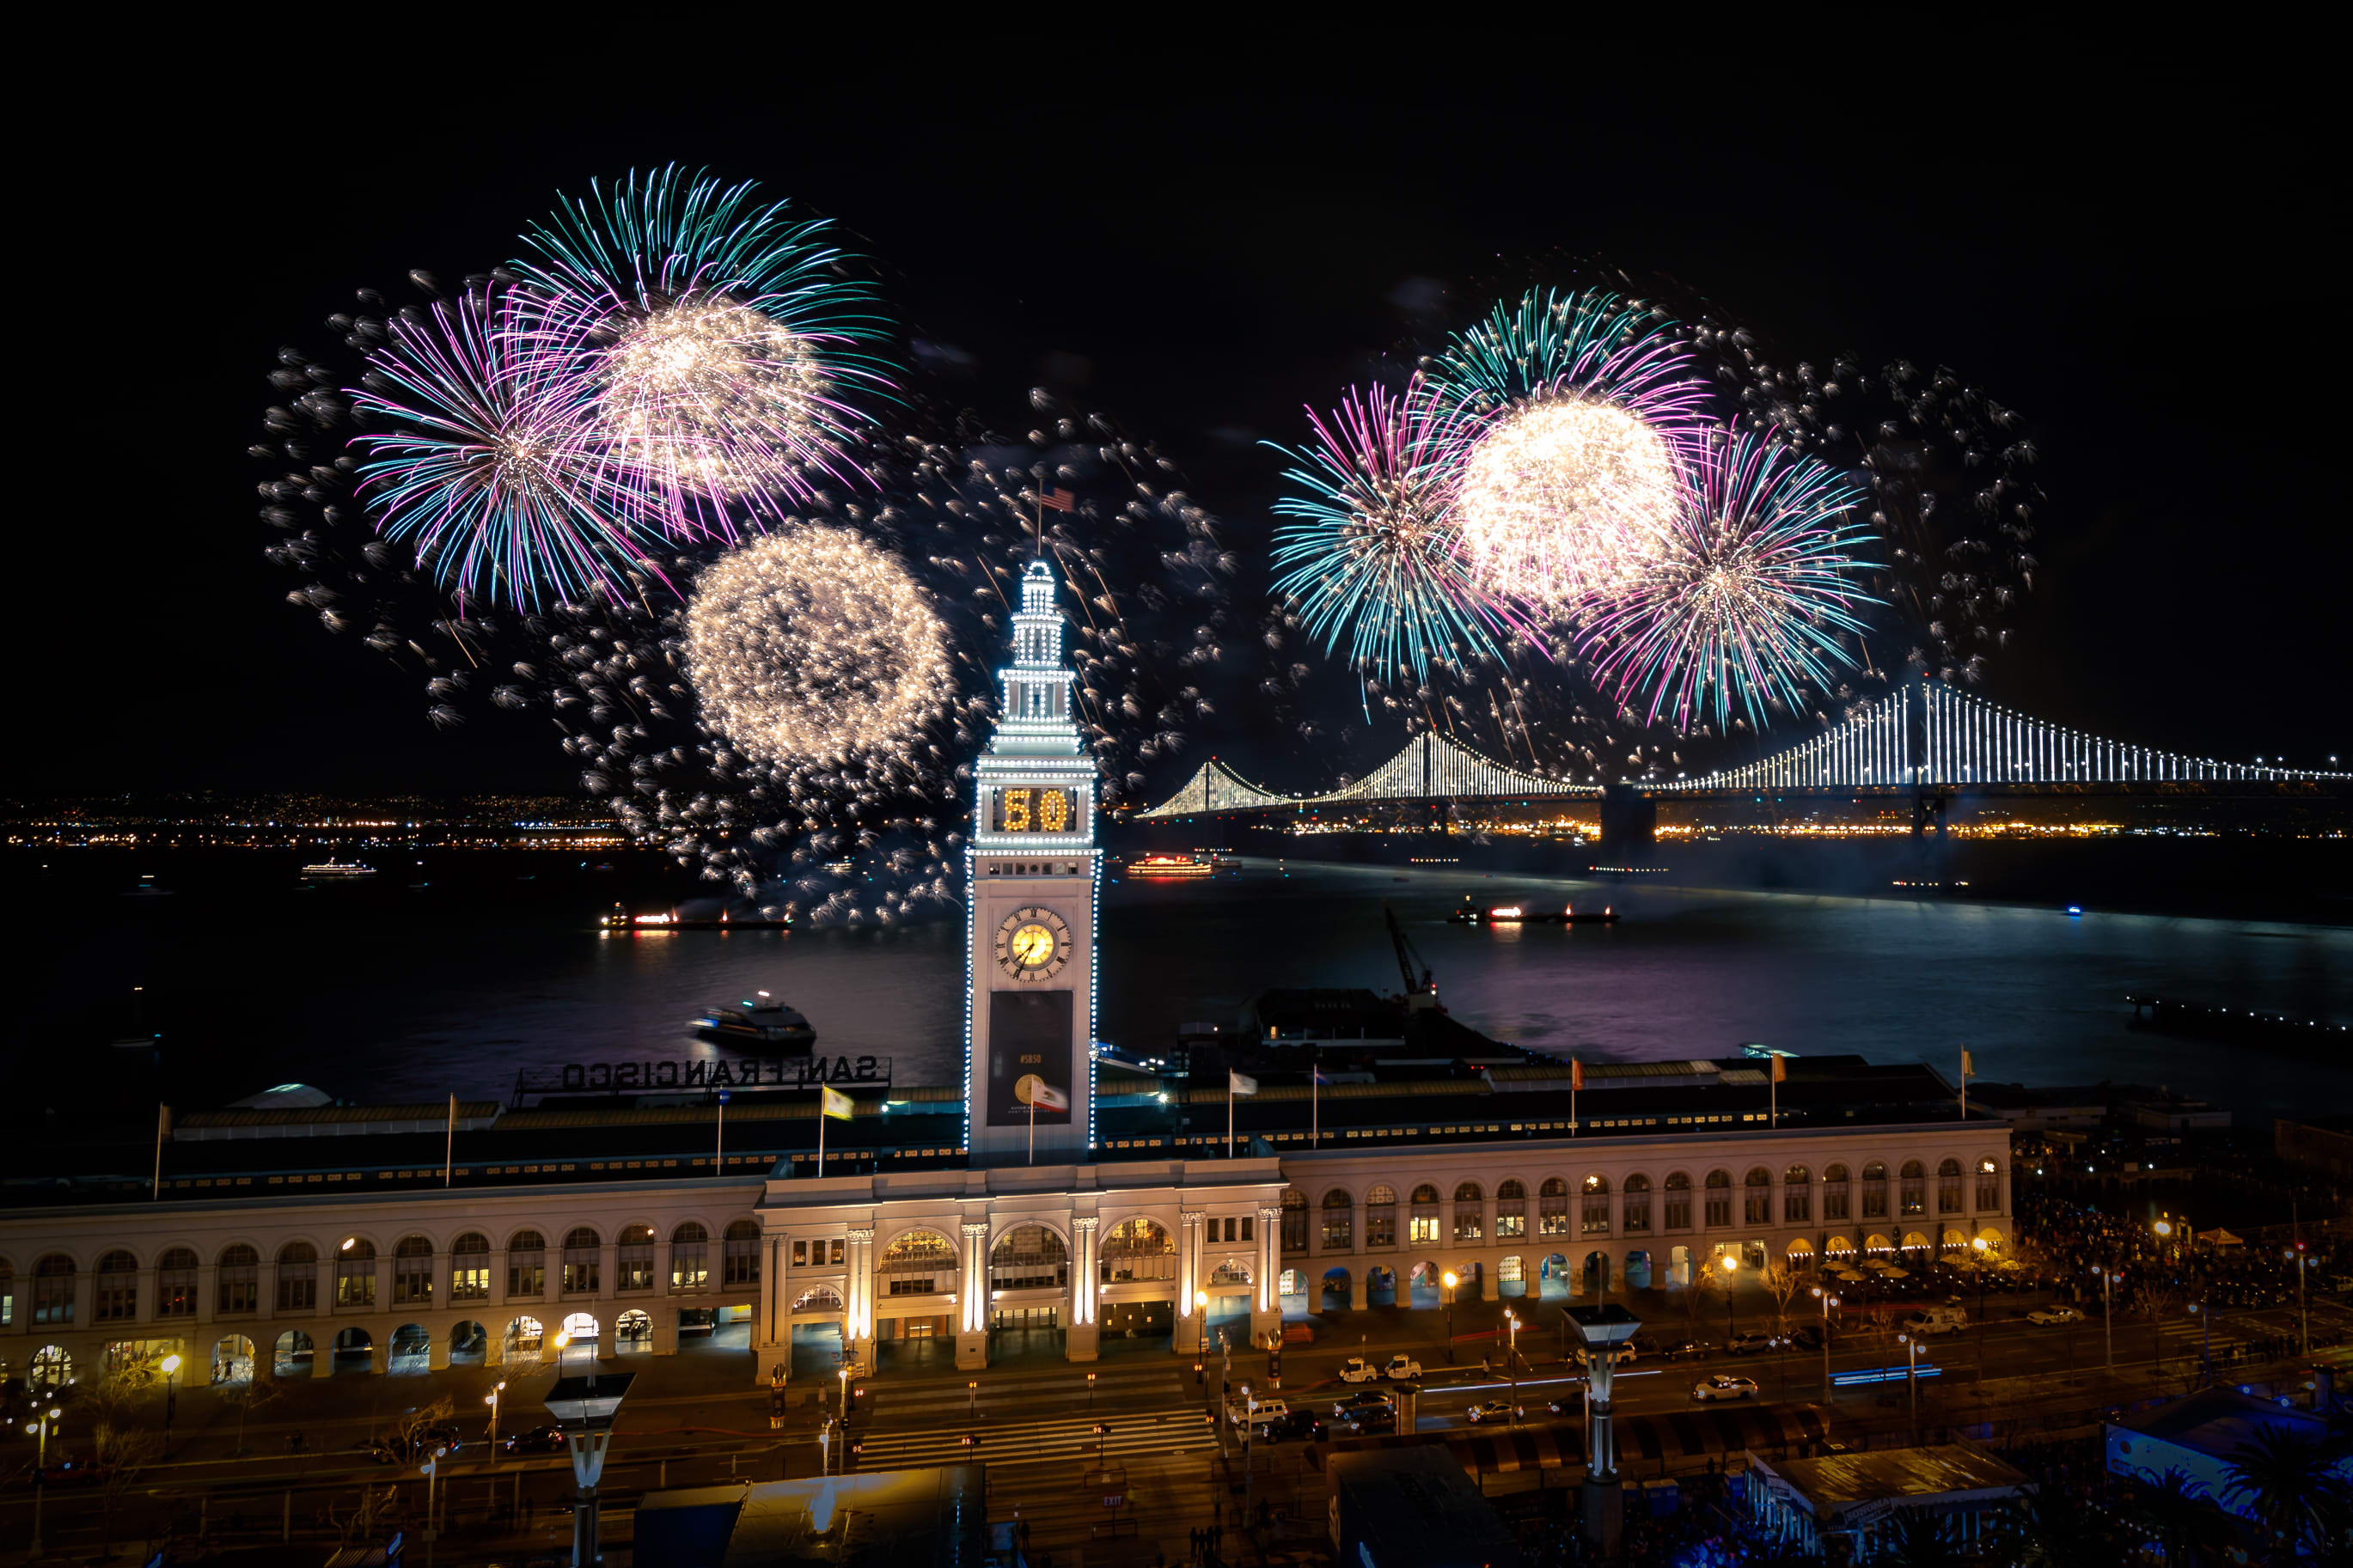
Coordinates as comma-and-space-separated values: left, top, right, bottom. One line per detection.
1752, 1444, 2032, 1524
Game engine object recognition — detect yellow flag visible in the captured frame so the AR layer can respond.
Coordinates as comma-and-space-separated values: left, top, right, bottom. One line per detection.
1770, 1055, 1787, 1083
822, 1085, 854, 1121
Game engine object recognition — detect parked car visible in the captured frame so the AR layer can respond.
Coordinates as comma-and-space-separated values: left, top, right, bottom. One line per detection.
1465, 1400, 1521, 1425
1653, 1337, 1707, 1361
1546, 1392, 1583, 1418
1902, 1308, 1968, 1336
366, 1425, 465, 1463
1251, 1408, 1324, 1443
1692, 1375, 1760, 1403
1338, 1406, 1397, 1435
1382, 1356, 1424, 1382
2026, 1307, 2084, 1327
1330, 1391, 1396, 1420
1576, 1342, 1640, 1367
35, 1457, 112, 1487
1226, 1396, 1287, 1428
1337, 1357, 1384, 1384
502, 1425, 566, 1455
1725, 1333, 1776, 1356
1788, 1324, 1830, 1351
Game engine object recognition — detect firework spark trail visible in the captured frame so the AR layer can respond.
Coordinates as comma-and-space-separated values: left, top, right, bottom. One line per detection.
346, 287, 663, 609
1268, 381, 1536, 689
1579, 429, 1879, 733
510, 165, 896, 540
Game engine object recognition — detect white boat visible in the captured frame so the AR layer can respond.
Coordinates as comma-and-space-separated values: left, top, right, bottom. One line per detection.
694, 991, 816, 1051
301, 860, 377, 879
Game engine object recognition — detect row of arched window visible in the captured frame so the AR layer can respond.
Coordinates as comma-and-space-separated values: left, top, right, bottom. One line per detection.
0, 1221, 762, 1327
1282, 1159, 2000, 1251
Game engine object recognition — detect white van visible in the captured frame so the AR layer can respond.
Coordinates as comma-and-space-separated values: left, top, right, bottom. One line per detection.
1903, 1307, 1968, 1336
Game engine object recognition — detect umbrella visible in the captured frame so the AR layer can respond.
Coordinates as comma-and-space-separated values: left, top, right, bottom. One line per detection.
1880, 1266, 1910, 1279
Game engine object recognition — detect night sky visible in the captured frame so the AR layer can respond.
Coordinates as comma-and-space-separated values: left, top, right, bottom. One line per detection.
26, 56, 2339, 795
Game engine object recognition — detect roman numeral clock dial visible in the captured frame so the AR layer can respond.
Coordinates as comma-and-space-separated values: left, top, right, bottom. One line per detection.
994, 906, 1072, 981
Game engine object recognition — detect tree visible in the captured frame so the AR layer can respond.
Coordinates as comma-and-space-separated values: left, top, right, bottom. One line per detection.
94, 1419, 164, 1552
2011, 1492, 2124, 1568
1762, 1260, 1804, 1337
2126, 1468, 2230, 1568
391, 1395, 456, 1459
221, 1374, 280, 1457
1876, 1505, 1961, 1568
2220, 1423, 2353, 1561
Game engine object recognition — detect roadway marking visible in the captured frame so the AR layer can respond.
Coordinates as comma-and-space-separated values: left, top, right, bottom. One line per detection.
848, 1407, 1218, 1470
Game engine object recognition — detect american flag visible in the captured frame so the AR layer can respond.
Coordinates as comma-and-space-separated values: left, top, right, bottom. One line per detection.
1038, 486, 1074, 512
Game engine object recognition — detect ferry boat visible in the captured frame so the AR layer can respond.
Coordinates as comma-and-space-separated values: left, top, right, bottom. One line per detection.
1448, 899, 1617, 925
300, 860, 377, 879
1127, 853, 1216, 878
602, 904, 793, 931
694, 991, 816, 1051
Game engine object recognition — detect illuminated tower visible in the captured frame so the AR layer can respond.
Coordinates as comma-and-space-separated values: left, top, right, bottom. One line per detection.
965, 558, 1100, 1162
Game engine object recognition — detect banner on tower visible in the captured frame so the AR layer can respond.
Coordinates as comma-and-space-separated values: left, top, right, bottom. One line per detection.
987, 990, 1073, 1126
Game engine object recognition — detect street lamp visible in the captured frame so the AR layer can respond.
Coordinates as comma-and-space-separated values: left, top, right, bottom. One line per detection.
2286, 1242, 2311, 1356
2095, 1266, 2124, 1373
29, 1403, 62, 1559
420, 1443, 448, 1568
1717, 1251, 1740, 1342
1809, 1288, 1840, 1398
1504, 1308, 1521, 1416
485, 1381, 507, 1450
1086, 1370, 1098, 1414
1442, 1270, 1458, 1364
553, 1329, 572, 1377
837, 1367, 850, 1422
160, 1351, 182, 1432
1896, 1332, 1922, 1440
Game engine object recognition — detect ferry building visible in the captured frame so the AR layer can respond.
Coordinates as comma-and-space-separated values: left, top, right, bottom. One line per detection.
0, 561, 2012, 1391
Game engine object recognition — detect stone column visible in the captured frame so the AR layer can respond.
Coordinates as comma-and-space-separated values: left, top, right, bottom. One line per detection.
846, 1228, 876, 1374
1067, 1217, 1100, 1363
1253, 1205, 1282, 1348
956, 1223, 989, 1370
195, 1265, 217, 1330
1176, 1213, 1204, 1352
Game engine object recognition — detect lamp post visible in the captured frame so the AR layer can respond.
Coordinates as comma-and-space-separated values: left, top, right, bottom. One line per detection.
420, 1443, 447, 1568
2096, 1266, 2123, 1373
160, 1351, 182, 1434
544, 1369, 634, 1568
1810, 1287, 1840, 1398
1504, 1308, 1521, 1416
1897, 1332, 1921, 1441
2287, 1242, 2310, 1357
29, 1403, 61, 1559
485, 1381, 507, 1451
1239, 1381, 1256, 1537
1443, 1270, 1458, 1364
967, 1380, 979, 1424
1086, 1370, 1097, 1414
1718, 1251, 1740, 1342
837, 1367, 851, 1425
553, 1330, 571, 1377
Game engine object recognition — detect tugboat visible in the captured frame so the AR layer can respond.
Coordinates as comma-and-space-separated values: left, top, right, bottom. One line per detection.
694, 991, 817, 1051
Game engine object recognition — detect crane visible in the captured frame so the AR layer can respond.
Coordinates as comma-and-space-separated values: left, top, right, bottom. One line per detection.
1383, 903, 1440, 1011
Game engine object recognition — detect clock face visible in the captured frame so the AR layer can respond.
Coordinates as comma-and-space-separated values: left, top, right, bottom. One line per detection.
993, 906, 1073, 981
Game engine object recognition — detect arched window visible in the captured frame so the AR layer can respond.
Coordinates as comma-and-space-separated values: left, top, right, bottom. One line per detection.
1454, 1183, 1484, 1243
1937, 1158, 1964, 1214
335, 1238, 376, 1309
1784, 1165, 1812, 1224
723, 1220, 761, 1286
393, 1235, 434, 1306
153, 1247, 197, 1320
560, 1229, 601, 1296
617, 1225, 656, 1292
1538, 1178, 1571, 1236
1899, 1161, 1927, 1216
1703, 1171, 1733, 1228
32, 1254, 76, 1326
1099, 1218, 1176, 1282
1976, 1158, 2000, 1211
1409, 1187, 1441, 1245
1741, 1168, 1772, 1227
1663, 1172, 1693, 1231
1366, 1186, 1398, 1249
277, 1242, 319, 1312
508, 1231, 546, 1299
990, 1224, 1068, 1290
1320, 1190, 1354, 1250
95, 1249, 138, 1322
670, 1223, 708, 1293
1280, 1189, 1308, 1254
450, 1234, 490, 1302
1496, 1180, 1527, 1238
879, 1229, 955, 1296
1823, 1164, 1851, 1221
1582, 1175, 1611, 1236
1623, 1174, 1652, 1235
217, 1244, 260, 1315
1861, 1162, 1889, 1219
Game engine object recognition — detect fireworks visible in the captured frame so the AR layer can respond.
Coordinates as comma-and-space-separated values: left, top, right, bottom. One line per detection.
347, 286, 661, 608
1269, 382, 1529, 684
1428, 289, 1709, 613
1580, 430, 1879, 733
511, 167, 895, 539
683, 528, 955, 767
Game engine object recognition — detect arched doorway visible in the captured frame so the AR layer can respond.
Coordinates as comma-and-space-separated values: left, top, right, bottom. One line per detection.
1499, 1256, 1526, 1299
1277, 1267, 1309, 1315
504, 1315, 545, 1363
1623, 1250, 1653, 1291
1366, 1266, 1397, 1307
559, 1311, 601, 1348
1407, 1261, 1443, 1310
1537, 1254, 1572, 1301
449, 1321, 486, 1367
988, 1223, 1069, 1364
1320, 1267, 1353, 1312
876, 1229, 956, 1375
1667, 1245, 1692, 1290
211, 1334, 256, 1385
329, 1327, 373, 1376
616, 1309, 653, 1354
790, 1287, 845, 1379
272, 1330, 313, 1378
388, 1323, 431, 1375
1582, 1251, 1611, 1297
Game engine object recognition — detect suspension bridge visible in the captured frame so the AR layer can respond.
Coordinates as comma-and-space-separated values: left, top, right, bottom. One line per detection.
1134, 680, 2348, 822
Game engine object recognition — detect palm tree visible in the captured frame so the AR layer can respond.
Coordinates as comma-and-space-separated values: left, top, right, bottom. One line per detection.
2221, 1422, 2353, 1561
2011, 1490, 2124, 1567
2127, 1468, 2230, 1568
1876, 1506, 1960, 1568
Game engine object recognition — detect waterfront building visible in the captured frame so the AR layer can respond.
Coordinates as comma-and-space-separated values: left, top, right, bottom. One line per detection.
0, 562, 2014, 1391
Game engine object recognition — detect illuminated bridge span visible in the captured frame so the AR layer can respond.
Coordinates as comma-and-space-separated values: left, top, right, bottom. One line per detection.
1137, 680, 2346, 818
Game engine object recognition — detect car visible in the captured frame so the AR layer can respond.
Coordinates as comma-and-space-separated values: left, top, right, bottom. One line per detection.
1902, 1308, 1968, 1336
502, 1425, 566, 1455
1788, 1324, 1830, 1351
1382, 1356, 1424, 1382
1576, 1342, 1640, 1367
1337, 1406, 1397, 1435
1330, 1391, 1397, 1419
365, 1425, 465, 1464
35, 1457, 112, 1487
1250, 1408, 1324, 1443
1226, 1396, 1287, 1428
2026, 1307, 2084, 1327
1464, 1400, 1521, 1425
1725, 1333, 1775, 1356
1337, 1357, 1384, 1384
1653, 1337, 1706, 1361
1546, 1393, 1583, 1418
1692, 1375, 1760, 1403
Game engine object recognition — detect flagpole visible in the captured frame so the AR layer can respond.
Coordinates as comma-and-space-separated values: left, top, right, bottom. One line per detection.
1959, 1047, 1970, 1121
816, 1090, 823, 1172
1227, 1077, 1235, 1158
153, 1103, 168, 1199
444, 1092, 455, 1187
1029, 1092, 1036, 1165
1770, 1069, 1777, 1130
1311, 1056, 1318, 1152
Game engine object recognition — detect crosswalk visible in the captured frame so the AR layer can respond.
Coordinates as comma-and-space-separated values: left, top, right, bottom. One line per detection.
848, 1406, 1221, 1471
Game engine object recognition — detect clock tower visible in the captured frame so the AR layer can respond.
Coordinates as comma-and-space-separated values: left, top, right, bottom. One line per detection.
965, 558, 1100, 1162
